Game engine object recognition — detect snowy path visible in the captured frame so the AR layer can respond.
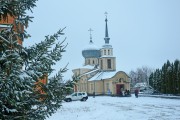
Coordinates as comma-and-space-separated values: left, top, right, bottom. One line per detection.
47, 95, 180, 120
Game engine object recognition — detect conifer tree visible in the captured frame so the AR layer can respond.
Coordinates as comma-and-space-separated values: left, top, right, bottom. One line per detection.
178, 61, 180, 94
153, 69, 158, 91
161, 63, 167, 93
166, 60, 171, 94
173, 60, 179, 94
0, 0, 74, 119
149, 73, 154, 88
149, 60, 180, 94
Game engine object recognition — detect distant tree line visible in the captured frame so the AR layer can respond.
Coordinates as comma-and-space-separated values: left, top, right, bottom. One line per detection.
129, 66, 153, 87
149, 60, 180, 94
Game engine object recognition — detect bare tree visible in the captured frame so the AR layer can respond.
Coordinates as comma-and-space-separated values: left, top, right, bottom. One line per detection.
129, 66, 154, 87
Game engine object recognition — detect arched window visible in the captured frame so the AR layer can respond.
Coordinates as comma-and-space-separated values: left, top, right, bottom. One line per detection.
107, 59, 111, 69
101, 59, 103, 69
104, 50, 106, 55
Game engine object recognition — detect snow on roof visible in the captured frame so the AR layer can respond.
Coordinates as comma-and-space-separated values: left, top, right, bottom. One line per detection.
100, 55, 114, 58
73, 65, 95, 70
102, 44, 112, 48
84, 68, 99, 75
134, 82, 147, 88
89, 71, 117, 81
79, 69, 99, 77
81, 65, 95, 69
82, 42, 100, 51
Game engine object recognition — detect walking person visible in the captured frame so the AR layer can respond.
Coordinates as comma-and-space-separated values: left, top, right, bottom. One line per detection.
135, 88, 139, 98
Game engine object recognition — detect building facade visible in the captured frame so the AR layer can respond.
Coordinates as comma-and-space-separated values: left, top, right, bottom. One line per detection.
0, 14, 24, 45
73, 14, 131, 96
0, 13, 48, 86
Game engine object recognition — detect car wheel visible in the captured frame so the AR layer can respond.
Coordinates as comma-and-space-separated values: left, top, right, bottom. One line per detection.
81, 97, 86, 101
67, 98, 72, 102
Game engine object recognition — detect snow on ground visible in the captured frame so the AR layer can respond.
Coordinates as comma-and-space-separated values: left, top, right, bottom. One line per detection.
47, 95, 180, 120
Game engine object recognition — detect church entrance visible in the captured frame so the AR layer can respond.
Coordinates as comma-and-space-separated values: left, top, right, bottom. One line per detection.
116, 84, 124, 96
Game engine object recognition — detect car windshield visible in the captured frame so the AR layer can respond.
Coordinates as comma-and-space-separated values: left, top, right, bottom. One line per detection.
71, 93, 77, 96
78, 93, 82, 96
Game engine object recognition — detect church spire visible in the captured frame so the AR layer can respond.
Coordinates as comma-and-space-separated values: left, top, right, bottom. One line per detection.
88, 28, 93, 43
104, 12, 110, 44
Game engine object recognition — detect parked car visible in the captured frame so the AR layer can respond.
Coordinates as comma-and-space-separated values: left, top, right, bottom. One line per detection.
64, 92, 88, 102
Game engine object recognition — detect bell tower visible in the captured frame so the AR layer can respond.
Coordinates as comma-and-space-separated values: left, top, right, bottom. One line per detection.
99, 12, 116, 71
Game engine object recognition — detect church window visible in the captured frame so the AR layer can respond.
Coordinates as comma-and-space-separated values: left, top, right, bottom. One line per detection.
119, 78, 121, 83
91, 84, 93, 92
84, 83, 86, 91
106, 83, 109, 91
101, 60, 103, 69
81, 83, 83, 91
104, 50, 106, 55
107, 59, 111, 69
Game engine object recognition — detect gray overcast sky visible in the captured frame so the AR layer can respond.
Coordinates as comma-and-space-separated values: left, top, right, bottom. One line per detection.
24, 0, 180, 80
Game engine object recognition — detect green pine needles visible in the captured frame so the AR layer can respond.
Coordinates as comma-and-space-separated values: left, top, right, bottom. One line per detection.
0, 0, 74, 119
149, 60, 180, 95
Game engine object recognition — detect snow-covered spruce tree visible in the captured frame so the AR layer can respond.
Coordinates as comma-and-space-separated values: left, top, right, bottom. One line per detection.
0, 27, 36, 119
0, 0, 74, 119
23, 29, 72, 119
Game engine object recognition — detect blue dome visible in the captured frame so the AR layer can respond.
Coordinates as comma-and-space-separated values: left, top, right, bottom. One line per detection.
82, 42, 100, 58
82, 49, 100, 58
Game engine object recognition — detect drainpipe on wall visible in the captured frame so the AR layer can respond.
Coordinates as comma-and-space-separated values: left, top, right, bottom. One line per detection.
102, 79, 104, 95
86, 75, 88, 94
93, 80, 95, 98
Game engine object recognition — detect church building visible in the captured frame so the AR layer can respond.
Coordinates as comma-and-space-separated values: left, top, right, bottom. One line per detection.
72, 14, 131, 96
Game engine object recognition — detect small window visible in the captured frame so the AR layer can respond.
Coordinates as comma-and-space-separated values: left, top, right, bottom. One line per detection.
119, 78, 121, 82
107, 59, 111, 69
108, 50, 110, 55
106, 83, 109, 91
101, 60, 103, 69
104, 50, 106, 55
91, 84, 93, 91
